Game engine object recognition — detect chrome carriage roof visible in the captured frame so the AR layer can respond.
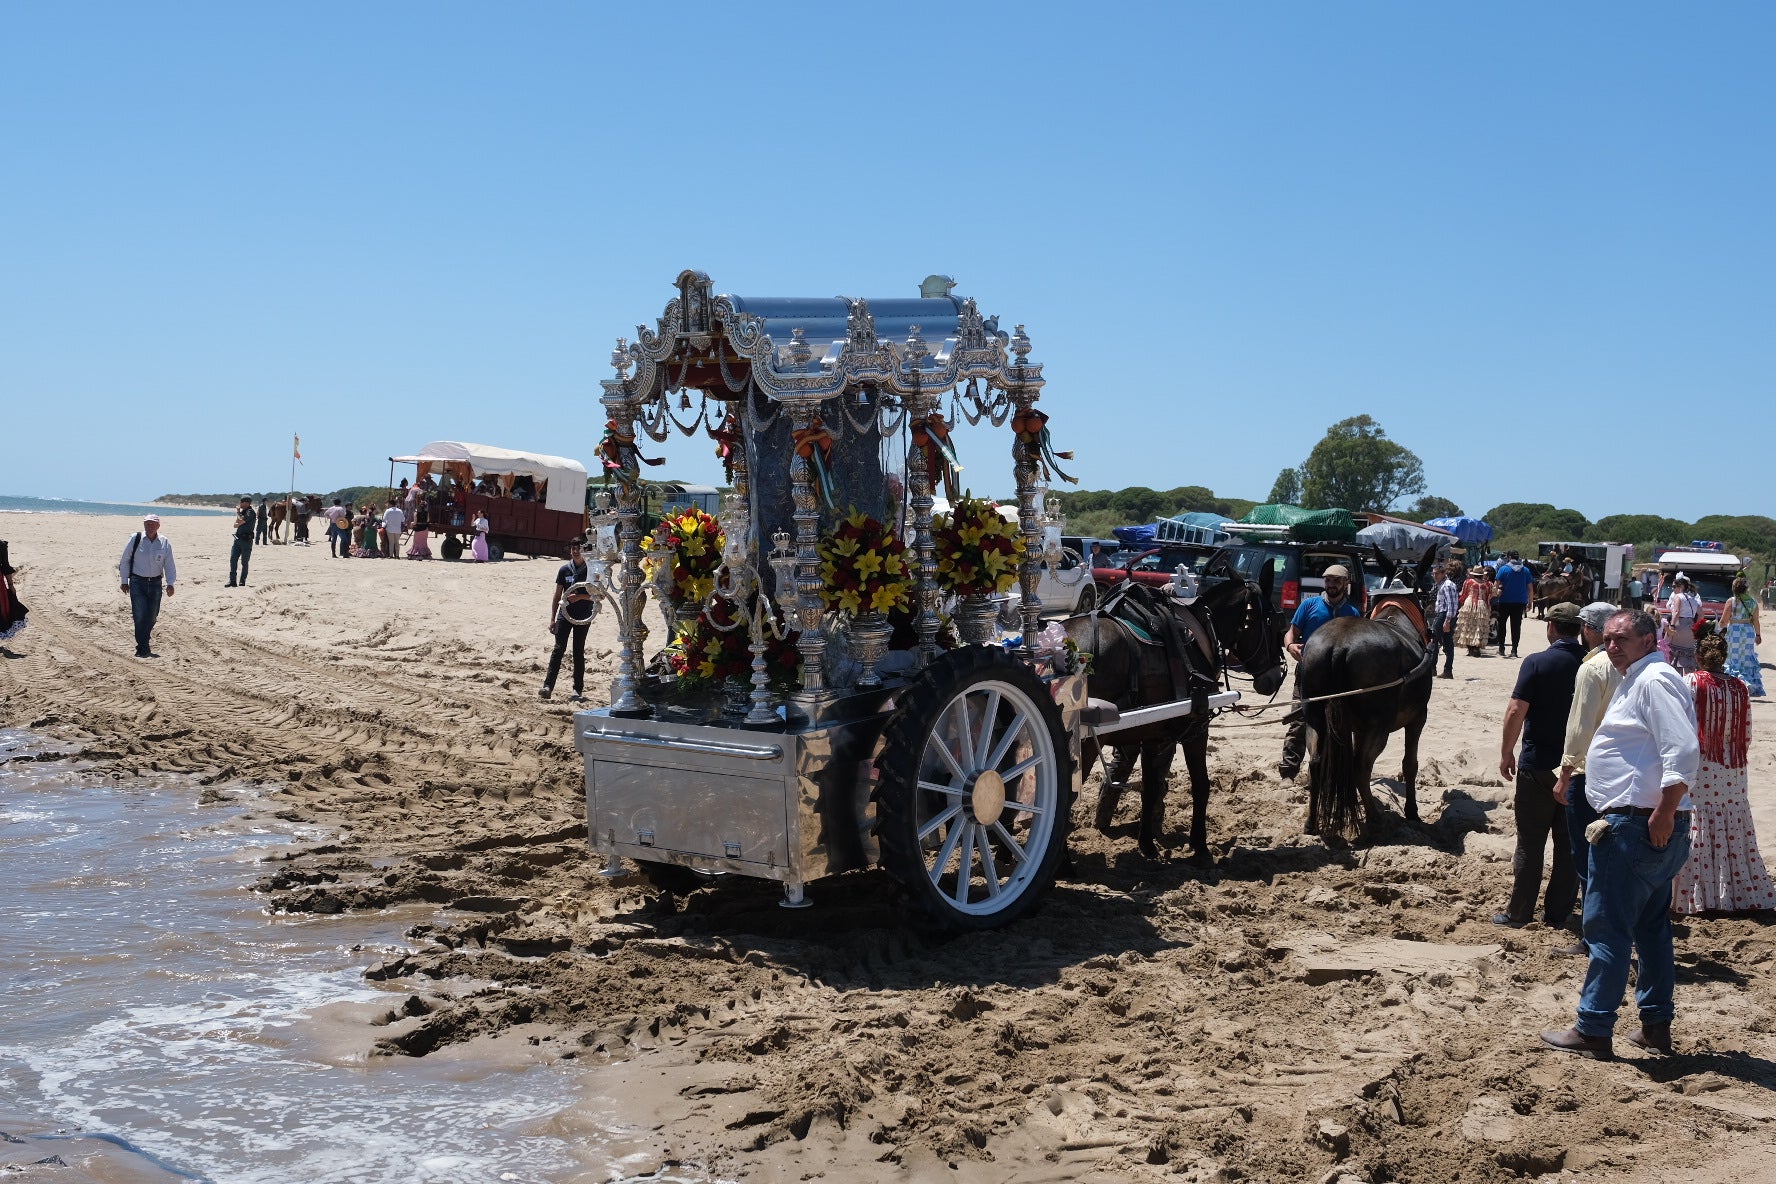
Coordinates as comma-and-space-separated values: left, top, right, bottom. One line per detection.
601, 270, 1043, 409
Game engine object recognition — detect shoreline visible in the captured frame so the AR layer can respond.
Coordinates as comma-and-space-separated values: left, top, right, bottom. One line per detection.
2, 509, 1773, 1182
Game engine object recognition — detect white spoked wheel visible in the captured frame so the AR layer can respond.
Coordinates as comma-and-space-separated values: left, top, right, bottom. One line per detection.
875, 647, 1070, 930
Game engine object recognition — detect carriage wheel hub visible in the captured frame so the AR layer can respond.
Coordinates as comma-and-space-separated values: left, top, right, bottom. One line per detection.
970, 770, 1006, 827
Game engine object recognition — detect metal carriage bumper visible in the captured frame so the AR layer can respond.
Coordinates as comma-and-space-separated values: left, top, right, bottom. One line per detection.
573, 698, 894, 889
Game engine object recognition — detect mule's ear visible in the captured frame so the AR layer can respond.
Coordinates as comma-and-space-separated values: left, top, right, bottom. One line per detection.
1258, 560, 1275, 602
1371, 543, 1395, 584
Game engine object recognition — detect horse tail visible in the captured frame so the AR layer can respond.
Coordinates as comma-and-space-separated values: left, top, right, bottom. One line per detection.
1305, 642, 1365, 840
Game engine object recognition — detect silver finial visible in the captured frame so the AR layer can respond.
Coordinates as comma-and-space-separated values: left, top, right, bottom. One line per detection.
1010, 324, 1031, 365
611, 336, 632, 379
789, 327, 813, 368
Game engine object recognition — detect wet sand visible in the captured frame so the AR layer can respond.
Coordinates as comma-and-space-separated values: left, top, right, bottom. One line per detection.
3, 509, 1774, 1182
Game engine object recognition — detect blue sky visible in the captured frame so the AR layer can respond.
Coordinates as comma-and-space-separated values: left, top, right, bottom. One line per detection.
3, 3, 1771, 523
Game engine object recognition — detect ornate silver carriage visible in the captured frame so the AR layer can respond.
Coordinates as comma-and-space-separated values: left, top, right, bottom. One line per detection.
572, 271, 1237, 929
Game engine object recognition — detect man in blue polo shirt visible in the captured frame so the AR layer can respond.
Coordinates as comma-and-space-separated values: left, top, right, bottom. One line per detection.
1279, 564, 1362, 779
1494, 551, 1535, 658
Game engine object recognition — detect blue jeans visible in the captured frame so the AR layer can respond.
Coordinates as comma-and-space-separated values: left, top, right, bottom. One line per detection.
129, 575, 163, 655
1566, 773, 1600, 897
229, 538, 252, 584
1576, 812, 1692, 1038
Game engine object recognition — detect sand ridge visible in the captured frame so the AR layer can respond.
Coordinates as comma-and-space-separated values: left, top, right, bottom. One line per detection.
3, 509, 1774, 1182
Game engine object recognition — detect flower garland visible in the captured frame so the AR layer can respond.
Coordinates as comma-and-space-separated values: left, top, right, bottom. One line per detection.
641, 506, 725, 609
817, 511, 914, 617
670, 598, 800, 688
933, 493, 1026, 598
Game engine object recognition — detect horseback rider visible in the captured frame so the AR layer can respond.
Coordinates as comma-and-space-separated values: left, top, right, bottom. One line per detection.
1279, 564, 1360, 780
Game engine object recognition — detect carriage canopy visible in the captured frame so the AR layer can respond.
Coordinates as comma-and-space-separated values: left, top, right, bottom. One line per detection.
389, 441, 588, 515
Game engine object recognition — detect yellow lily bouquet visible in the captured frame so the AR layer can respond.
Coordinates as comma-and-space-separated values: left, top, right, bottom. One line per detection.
816, 511, 914, 617
641, 506, 725, 609
933, 494, 1026, 598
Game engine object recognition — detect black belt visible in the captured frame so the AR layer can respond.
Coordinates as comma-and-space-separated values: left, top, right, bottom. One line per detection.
130, 574, 163, 583
1603, 806, 1690, 820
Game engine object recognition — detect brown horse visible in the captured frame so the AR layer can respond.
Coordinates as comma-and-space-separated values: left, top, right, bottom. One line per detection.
267, 495, 323, 544
1064, 569, 1283, 863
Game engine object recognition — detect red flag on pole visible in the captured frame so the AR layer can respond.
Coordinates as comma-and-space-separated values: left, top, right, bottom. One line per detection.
293, 433, 302, 463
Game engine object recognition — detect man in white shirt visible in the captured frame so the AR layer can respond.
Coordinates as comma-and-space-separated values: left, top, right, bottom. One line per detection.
118, 514, 177, 658
381, 502, 406, 560
1542, 609, 1696, 1060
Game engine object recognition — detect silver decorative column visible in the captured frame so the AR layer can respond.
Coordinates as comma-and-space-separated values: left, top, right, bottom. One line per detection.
1006, 325, 1048, 659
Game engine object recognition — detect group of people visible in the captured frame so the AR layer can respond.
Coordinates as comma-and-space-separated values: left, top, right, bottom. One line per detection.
1491, 598, 1773, 1059
321, 498, 417, 560
1275, 548, 1771, 1059
1427, 551, 1537, 669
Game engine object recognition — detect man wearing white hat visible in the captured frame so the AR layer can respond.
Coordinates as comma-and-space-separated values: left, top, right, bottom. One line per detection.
118, 514, 177, 658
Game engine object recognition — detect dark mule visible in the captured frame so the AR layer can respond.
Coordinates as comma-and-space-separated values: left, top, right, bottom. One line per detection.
1064, 571, 1284, 863
1298, 546, 1439, 839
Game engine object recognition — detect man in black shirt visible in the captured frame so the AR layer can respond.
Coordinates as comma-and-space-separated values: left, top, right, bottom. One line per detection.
1494, 601, 1588, 927
254, 497, 269, 545
228, 496, 256, 588
540, 541, 594, 701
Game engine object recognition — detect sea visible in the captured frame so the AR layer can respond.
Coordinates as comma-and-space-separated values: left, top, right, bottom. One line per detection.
0, 496, 228, 517
0, 731, 710, 1184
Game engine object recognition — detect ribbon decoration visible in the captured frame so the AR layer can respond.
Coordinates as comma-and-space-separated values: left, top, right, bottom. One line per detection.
597, 419, 665, 484
791, 418, 838, 510
1011, 407, 1078, 485
711, 412, 743, 486
909, 411, 963, 503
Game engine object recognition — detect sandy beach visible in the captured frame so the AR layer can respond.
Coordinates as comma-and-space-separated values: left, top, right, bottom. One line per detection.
3, 508, 1774, 1183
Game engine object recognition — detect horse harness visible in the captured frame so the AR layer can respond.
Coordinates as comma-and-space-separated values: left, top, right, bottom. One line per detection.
1090, 580, 1223, 717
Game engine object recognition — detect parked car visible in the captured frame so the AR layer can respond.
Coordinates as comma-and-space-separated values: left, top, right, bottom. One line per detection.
1198, 540, 1372, 629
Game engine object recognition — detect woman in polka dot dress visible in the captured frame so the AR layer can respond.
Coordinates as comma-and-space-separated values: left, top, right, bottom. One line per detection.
1672, 630, 1776, 914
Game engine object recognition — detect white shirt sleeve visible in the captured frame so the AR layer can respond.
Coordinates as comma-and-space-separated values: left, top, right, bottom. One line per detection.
1645, 674, 1699, 789
162, 541, 176, 588
119, 535, 136, 583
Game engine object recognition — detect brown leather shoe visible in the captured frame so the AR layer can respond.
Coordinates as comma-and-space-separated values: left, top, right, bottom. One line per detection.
1623, 1022, 1672, 1053
1540, 1026, 1613, 1060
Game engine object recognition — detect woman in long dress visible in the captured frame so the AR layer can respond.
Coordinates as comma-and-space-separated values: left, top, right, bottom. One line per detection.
1454, 565, 1492, 655
1722, 576, 1765, 697
406, 498, 432, 559
1663, 574, 1702, 674
1673, 630, 1776, 914
470, 513, 490, 562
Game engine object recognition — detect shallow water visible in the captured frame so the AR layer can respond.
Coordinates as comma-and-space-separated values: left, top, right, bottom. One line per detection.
0, 731, 696, 1183
0, 496, 228, 517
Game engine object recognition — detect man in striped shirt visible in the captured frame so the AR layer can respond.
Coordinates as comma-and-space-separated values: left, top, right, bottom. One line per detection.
1432, 561, 1461, 679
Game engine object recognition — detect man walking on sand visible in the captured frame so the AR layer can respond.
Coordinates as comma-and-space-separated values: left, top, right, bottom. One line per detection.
1494, 602, 1587, 929
325, 498, 348, 558
1542, 609, 1696, 1060
1279, 564, 1361, 780
1550, 601, 1624, 956
1494, 551, 1534, 657
1432, 560, 1461, 678
119, 514, 177, 658
227, 496, 255, 587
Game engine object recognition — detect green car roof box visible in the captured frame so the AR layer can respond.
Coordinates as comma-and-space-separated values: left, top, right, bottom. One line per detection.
1237, 504, 1359, 542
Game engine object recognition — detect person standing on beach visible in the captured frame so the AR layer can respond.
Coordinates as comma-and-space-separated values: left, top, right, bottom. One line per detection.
1432, 560, 1461, 678
1552, 601, 1624, 955
381, 500, 406, 560
1495, 551, 1534, 657
254, 497, 269, 545
1278, 564, 1361, 780
1494, 602, 1586, 930
324, 498, 348, 558
1542, 609, 1696, 1060
540, 540, 593, 701
227, 496, 255, 588
118, 514, 176, 658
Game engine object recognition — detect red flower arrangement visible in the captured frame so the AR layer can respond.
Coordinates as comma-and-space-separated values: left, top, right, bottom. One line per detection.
817, 511, 914, 616
642, 507, 724, 608
932, 494, 1026, 598
670, 598, 800, 689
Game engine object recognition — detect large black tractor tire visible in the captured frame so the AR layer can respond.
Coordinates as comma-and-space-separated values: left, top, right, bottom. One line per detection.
874, 646, 1071, 931
441, 535, 465, 561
